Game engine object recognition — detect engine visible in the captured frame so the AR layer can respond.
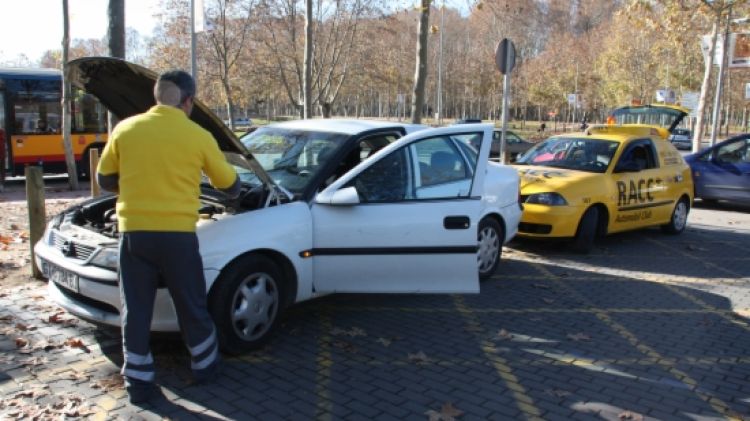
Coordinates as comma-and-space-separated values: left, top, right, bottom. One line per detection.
59, 183, 270, 239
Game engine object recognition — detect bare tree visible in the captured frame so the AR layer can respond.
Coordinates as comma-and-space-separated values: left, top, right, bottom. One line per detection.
411, 0, 431, 123
61, 0, 78, 190
108, 0, 125, 137
260, 0, 371, 118
203, 0, 256, 131
304, 0, 313, 118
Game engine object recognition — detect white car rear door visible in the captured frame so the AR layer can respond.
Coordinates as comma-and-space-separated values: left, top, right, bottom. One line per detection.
309, 124, 492, 293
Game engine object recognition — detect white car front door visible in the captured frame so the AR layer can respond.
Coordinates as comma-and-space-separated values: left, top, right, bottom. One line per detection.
309, 124, 493, 293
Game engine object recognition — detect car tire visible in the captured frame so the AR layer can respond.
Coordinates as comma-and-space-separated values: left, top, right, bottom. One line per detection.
209, 254, 287, 355
572, 207, 598, 254
478, 217, 503, 280
661, 197, 689, 235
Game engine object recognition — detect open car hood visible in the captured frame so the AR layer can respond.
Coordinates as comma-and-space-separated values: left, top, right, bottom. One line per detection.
610, 104, 688, 134
68, 57, 273, 187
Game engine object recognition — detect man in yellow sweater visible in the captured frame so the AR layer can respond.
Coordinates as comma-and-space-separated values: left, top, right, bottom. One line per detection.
97, 70, 239, 404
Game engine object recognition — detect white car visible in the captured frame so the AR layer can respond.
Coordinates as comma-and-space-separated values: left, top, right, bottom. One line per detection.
34, 58, 521, 353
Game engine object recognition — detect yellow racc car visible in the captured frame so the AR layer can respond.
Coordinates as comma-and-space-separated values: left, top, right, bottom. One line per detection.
512, 104, 694, 252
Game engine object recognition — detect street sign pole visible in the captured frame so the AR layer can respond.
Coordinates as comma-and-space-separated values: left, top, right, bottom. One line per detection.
500, 72, 511, 163
495, 38, 516, 164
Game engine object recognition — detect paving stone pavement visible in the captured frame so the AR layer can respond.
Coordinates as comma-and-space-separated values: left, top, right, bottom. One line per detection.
1, 202, 749, 420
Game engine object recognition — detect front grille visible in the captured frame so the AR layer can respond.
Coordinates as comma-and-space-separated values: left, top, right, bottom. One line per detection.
518, 222, 552, 234
50, 231, 97, 261
56, 285, 120, 315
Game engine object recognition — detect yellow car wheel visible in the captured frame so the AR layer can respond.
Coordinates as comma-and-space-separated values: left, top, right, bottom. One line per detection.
572, 207, 599, 254
661, 197, 690, 235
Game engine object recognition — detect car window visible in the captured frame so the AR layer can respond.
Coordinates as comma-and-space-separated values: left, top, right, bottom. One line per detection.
618, 140, 659, 170
516, 137, 618, 173
349, 147, 410, 203
349, 133, 480, 203
241, 127, 348, 195
715, 139, 750, 164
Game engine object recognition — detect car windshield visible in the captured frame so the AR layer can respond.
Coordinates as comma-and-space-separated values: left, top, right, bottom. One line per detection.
515, 137, 619, 173
240, 127, 349, 195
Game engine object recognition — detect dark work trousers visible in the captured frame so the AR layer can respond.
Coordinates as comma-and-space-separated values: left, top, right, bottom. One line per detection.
118, 232, 219, 384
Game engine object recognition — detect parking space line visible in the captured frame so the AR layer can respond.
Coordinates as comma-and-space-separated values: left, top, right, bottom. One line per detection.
328, 305, 750, 315
453, 296, 544, 421
327, 355, 750, 368
315, 311, 333, 421
643, 238, 750, 333
531, 263, 742, 421
644, 237, 747, 279
492, 271, 747, 286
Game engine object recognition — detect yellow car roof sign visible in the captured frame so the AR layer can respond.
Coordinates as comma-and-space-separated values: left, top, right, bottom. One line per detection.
586, 125, 668, 139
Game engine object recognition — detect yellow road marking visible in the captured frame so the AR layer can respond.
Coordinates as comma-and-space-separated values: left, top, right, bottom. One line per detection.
532, 263, 742, 421
644, 237, 746, 279
454, 296, 543, 421
315, 311, 333, 421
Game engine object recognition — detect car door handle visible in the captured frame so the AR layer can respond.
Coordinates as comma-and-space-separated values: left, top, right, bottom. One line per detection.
444, 216, 471, 230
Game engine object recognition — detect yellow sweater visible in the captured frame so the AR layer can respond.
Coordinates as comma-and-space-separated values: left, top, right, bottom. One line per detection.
97, 105, 237, 232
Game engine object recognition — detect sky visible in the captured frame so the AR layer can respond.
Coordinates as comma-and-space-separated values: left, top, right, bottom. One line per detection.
0, 0, 162, 65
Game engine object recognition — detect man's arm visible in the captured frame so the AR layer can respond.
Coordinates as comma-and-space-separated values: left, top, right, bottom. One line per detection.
97, 137, 120, 193
97, 172, 119, 192
202, 136, 241, 199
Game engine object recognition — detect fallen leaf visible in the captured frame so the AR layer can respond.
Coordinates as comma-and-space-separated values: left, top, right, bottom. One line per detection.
15, 323, 36, 331
376, 337, 392, 347
545, 388, 572, 399
18, 356, 47, 367
619, 410, 644, 421
9, 223, 20, 230
0, 234, 12, 245
496, 329, 513, 340
425, 402, 464, 421
14, 337, 29, 348
331, 326, 367, 337
408, 351, 431, 365
0, 315, 13, 322
64, 338, 91, 353
686, 244, 707, 252
91, 374, 125, 392
567, 333, 591, 342
332, 340, 358, 353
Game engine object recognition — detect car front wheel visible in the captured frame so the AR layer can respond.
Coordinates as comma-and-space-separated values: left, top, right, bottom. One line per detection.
572, 207, 598, 254
209, 254, 286, 355
661, 197, 689, 234
478, 217, 503, 280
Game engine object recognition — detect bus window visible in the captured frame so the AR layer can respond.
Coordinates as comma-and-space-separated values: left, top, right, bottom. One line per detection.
12, 80, 60, 135
72, 89, 107, 133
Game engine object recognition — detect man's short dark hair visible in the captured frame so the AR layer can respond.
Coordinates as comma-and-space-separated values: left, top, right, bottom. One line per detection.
157, 70, 196, 104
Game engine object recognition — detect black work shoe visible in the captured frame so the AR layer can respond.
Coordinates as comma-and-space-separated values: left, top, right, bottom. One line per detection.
192, 361, 222, 385
126, 381, 165, 405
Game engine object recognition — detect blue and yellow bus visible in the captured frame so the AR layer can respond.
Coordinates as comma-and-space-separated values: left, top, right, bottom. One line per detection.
0, 67, 108, 183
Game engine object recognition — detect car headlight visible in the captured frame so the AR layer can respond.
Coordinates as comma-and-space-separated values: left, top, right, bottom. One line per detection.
90, 247, 119, 270
44, 214, 63, 245
525, 192, 568, 206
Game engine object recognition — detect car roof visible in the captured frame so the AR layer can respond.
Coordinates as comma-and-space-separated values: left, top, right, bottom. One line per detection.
550, 125, 667, 143
269, 119, 427, 135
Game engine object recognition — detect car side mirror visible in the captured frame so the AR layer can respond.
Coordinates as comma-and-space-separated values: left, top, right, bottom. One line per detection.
315, 186, 360, 205
614, 161, 640, 173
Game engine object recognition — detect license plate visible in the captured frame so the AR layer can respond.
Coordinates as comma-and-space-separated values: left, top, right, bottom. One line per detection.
49, 264, 79, 293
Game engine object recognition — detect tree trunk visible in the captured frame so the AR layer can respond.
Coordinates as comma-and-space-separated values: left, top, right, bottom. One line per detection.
107, 0, 125, 134
410, 0, 431, 124
61, 0, 78, 190
303, 0, 313, 119
694, 18, 719, 152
